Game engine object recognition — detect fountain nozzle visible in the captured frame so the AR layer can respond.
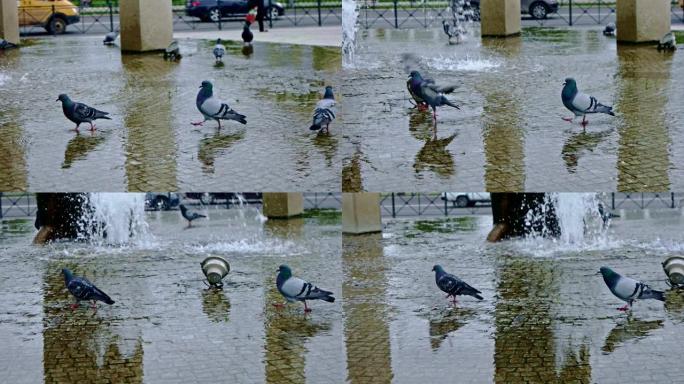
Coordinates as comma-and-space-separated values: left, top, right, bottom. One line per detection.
663, 256, 684, 288
201, 256, 230, 289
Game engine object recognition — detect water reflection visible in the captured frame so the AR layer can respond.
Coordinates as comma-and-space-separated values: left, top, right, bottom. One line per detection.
413, 134, 457, 178
197, 131, 245, 174
62, 133, 106, 169
264, 217, 305, 240
342, 234, 393, 384
615, 45, 672, 191
0, 51, 28, 190
201, 288, 231, 323
601, 317, 663, 354
427, 307, 474, 351
121, 55, 178, 191
312, 132, 339, 168
495, 258, 591, 383
263, 285, 330, 384
561, 129, 612, 173
342, 150, 364, 192
43, 264, 143, 383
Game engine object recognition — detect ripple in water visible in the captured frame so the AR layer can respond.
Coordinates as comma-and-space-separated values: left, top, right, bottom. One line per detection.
426, 55, 501, 72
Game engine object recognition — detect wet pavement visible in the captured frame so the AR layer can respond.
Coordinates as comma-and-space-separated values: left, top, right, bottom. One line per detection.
3, 203, 684, 382
0, 208, 344, 383
341, 26, 684, 192
0, 36, 343, 191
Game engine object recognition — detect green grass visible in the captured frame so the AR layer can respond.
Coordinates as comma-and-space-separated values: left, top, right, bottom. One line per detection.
301, 209, 341, 225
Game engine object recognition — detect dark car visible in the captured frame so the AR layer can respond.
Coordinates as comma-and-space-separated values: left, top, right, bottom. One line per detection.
145, 193, 181, 211
186, 0, 285, 22
469, 0, 559, 20
184, 193, 263, 205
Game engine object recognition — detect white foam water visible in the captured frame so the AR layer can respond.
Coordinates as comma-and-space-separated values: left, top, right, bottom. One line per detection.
342, 0, 359, 68
426, 55, 501, 72
82, 193, 152, 246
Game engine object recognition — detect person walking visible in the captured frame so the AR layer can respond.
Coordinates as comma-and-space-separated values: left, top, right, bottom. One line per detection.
248, 0, 267, 32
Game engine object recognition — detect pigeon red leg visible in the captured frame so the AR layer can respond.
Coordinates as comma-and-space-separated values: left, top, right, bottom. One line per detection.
191, 121, 204, 126
562, 117, 574, 122
70, 303, 79, 310
273, 302, 285, 309
90, 301, 97, 310
304, 301, 312, 313
617, 304, 630, 311
89, 122, 97, 131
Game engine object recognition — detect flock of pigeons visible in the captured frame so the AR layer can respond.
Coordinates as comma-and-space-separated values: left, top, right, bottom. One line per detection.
406, 70, 615, 128
57, 29, 336, 134
61, 256, 664, 313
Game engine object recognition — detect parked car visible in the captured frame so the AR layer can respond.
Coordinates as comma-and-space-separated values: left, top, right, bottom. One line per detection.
469, 0, 559, 20
184, 193, 263, 205
18, 0, 80, 34
441, 192, 491, 208
185, 0, 285, 22
145, 193, 181, 211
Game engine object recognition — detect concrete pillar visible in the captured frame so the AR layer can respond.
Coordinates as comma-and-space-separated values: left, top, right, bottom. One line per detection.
342, 193, 381, 234
480, 0, 520, 37
120, 0, 172, 52
617, 0, 670, 44
262, 193, 304, 219
0, 0, 19, 46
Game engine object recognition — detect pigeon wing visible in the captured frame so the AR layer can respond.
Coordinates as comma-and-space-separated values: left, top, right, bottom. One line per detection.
74, 102, 108, 121
68, 277, 95, 300
312, 99, 336, 126
570, 92, 596, 114
280, 276, 308, 299
611, 275, 640, 302
437, 274, 459, 294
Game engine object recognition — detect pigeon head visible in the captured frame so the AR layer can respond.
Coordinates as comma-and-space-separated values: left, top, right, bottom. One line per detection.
432, 264, 444, 273
57, 94, 71, 103
409, 70, 422, 80
216, 38, 222, 44
179, 204, 187, 213
599, 266, 620, 285
323, 86, 334, 100
61, 268, 73, 283
277, 264, 292, 278
599, 266, 614, 277
200, 80, 213, 90
563, 78, 576, 88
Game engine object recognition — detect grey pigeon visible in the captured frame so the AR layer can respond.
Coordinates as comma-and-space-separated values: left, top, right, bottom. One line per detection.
432, 265, 483, 304
309, 86, 336, 133
657, 32, 677, 51
62, 268, 115, 310
561, 78, 614, 126
164, 40, 181, 61
417, 76, 459, 126
599, 266, 665, 311
603, 22, 615, 37
442, 19, 463, 44
275, 264, 334, 312
242, 23, 254, 46
180, 204, 206, 227
57, 94, 111, 131
0, 38, 17, 50
192, 81, 247, 128
407, 70, 429, 110
213, 38, 226, 63
103, 31, 118, 45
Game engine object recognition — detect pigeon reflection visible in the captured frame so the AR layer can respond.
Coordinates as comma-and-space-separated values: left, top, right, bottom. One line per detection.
601, 316, 663, 354
428, 307, 475, 351
198, 131, 245, 174
561, 129, 612, 173
62, 133, 106, 169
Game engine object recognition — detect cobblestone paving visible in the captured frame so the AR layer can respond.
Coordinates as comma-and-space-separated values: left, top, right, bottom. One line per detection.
343, 212, 684, 383
0, 37, 343, 191
0, 209, 343, 383
342, 27, 684, 192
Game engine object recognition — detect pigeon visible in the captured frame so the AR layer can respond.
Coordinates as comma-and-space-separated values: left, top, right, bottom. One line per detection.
442, 20, 463, 44
62, 268, 115, 310
213, 38, 226, 63
407, 70, 429, 110
599, 266, 665, 311
164, 40, 181, 61
657, 32, 677, 51
103, 30, 119, 45
192, 81, 247, 128
57, 94, 111, 131
418, 77, 460, 126
432, 265, 483, 304
179, 204, 206, 227
309, 86, 336, 133
561, 78, 615, 126
242, 22, 254, 46
602, 22, 615, 37
0, 38, 17, 50
275, 264, 335, 312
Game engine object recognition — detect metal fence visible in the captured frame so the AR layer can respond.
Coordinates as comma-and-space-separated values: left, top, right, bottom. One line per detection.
18, 0, 341, 36
0, 193, 38, 219
360, 0, 684, 29
380, 192, 681, 218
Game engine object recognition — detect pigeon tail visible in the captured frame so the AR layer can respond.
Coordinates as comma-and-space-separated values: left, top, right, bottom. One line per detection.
441, 97, 460, 109
642, 288, 665, 302
309, 124, 322, 131
597, 103, 614, 116
320, 295, 335, 303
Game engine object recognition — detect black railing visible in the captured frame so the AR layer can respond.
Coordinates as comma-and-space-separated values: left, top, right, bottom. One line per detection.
360, 0, 684, 29
19, 0, 340, 36
0, 193, 38, 219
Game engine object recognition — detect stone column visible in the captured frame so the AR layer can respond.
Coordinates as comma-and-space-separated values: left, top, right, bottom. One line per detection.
0, 0, 19, 45
262, 193, 304, 219
480, 0, 520, 37
616, 0, 670, 44
342, 193, 381, 234
120, 0, 172, 52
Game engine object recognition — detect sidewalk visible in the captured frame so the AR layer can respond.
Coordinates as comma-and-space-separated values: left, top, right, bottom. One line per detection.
174, 25, 342, 47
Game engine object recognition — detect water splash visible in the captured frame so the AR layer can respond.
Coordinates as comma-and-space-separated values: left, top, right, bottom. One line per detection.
426, 55, 501, 72
342, 0, 359, 68
0, 72, 9, 86
82, 193, 152, 246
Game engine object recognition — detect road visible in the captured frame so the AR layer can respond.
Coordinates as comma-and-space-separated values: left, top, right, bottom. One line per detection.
19, 8, 341, 37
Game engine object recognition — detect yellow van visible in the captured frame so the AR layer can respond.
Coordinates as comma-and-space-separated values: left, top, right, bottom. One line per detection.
18, 0, 81, 34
